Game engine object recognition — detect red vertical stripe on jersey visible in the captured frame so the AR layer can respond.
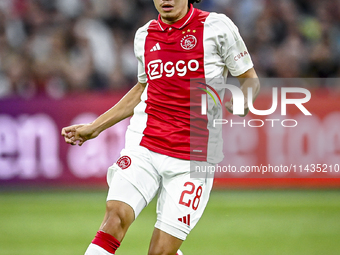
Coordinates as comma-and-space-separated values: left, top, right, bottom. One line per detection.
141, 8, 210, 161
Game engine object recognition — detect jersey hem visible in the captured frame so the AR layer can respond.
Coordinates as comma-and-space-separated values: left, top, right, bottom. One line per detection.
140, 142, 207, 162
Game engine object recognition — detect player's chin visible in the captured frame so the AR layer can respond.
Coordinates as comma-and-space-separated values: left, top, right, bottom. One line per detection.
161, 13, 174, 20
160, 11, 179, 21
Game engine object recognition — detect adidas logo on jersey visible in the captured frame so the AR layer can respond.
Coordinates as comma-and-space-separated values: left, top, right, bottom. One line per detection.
150, 42, 161, 52
178, 214, 190, 226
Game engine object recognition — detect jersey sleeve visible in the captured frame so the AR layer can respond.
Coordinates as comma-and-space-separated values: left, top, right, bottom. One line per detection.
210, 13, 253, 77
134, 22, 151, 84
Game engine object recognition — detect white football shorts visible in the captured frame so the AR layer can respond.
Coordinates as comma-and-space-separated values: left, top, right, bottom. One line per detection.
106, 145, 214, 240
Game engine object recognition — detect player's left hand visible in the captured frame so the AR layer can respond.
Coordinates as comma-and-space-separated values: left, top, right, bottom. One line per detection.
225, 98, 249, 117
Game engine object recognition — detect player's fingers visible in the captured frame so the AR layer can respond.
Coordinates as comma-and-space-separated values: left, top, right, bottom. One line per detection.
64, 137, 75, 144
67, 131, 75, 138
61, 127, 68, 136
77, 139, 85, 146
225, 101, 233, 113
70, 137, 80, 146
61, 126, 76, 137
72, 132, 86, 146
244, 99, 249, 109
243, 107, 249, 116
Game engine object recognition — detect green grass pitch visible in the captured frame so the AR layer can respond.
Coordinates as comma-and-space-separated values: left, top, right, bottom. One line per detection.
0, 189, 339, 255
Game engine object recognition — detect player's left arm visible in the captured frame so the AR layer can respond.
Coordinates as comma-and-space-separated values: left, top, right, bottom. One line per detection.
225, 67, 260, 117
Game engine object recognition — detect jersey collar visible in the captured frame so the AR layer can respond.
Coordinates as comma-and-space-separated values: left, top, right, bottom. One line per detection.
157, 4, 195, 31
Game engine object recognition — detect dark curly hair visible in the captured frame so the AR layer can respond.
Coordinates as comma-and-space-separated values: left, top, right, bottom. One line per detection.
188, 0, 202, 6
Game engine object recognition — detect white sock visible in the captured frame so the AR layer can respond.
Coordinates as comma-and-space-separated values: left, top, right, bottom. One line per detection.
84, 243, 114, 255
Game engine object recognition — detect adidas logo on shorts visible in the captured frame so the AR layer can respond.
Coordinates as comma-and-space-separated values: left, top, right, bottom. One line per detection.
178, 214, 190, 226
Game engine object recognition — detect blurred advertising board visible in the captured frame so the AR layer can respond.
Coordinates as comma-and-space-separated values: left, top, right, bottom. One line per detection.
1, 86, 340, 189
0, 92, 128, 188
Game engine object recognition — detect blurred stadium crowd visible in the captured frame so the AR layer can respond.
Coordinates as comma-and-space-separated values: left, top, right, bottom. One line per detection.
0, 0, 339, 98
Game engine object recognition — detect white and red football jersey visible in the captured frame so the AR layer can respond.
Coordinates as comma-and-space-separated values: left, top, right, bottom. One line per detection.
125, 5, 253, 163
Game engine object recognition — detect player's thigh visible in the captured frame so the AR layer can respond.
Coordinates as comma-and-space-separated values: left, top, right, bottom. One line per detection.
155, 160, 214, 241
106, 146, 161, 218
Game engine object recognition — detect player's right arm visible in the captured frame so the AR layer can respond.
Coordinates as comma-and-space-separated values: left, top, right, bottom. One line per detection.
61, 81, 147, 146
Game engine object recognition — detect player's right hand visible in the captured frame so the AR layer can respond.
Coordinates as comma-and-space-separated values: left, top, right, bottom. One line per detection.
61, 123, 99, 146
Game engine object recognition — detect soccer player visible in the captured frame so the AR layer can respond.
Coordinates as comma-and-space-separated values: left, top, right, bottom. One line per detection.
61, 0, 260, 254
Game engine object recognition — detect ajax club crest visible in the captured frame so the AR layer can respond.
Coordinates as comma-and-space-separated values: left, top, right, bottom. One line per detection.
117, 156, 131, 169
180, 34, 197, 50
